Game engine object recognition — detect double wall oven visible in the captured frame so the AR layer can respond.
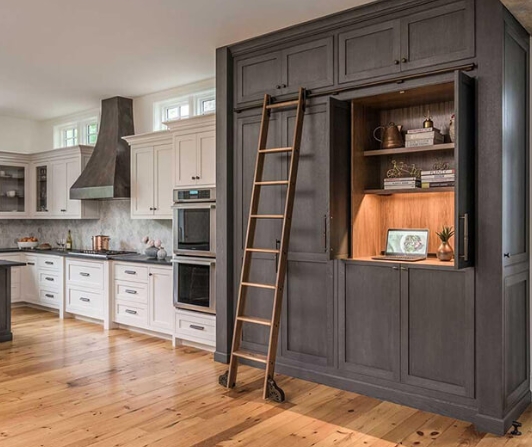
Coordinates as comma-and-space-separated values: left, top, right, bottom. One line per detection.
172, 187, 216, 314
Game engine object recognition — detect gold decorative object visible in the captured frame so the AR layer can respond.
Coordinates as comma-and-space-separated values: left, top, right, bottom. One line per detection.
387, 160, 421, 178
373, 123, 404, 149
433, 158, 450, 171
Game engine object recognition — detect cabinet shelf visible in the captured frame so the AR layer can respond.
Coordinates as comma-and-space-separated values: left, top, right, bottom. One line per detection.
364, 143, 455, 157
365, 187, 454, 195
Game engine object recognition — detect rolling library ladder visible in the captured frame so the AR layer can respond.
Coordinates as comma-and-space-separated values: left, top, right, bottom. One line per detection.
219, 88, 307, 402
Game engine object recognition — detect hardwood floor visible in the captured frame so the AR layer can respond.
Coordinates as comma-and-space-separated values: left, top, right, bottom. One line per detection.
0, 307, 530, 447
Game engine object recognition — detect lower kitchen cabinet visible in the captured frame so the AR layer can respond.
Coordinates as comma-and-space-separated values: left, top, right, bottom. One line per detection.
0, 253, 23, 303
340, 261, 475, 400
174, 309, 216, 349
112, 262, 174, 335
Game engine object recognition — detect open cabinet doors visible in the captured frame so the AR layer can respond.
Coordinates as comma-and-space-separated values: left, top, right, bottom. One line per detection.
455, 71, 475, 269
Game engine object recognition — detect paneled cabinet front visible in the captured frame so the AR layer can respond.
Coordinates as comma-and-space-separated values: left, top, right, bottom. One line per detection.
131, 144, 173, 219
235, 36, 334, 104
174, 131, 216, 188
338, 0, 474, 84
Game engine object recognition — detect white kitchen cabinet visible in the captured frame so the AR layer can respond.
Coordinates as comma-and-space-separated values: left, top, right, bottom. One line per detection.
19, 253, 63, 312
174, 309, 216, 350
0, 155, 30, 219
0, 253, 23, 303
112, 262, 173, 335
148, 266, 173, 332
125, 132, 173, 220
173, 131, 215, 188
23, 255, 39, 303
31, 146, 99, 219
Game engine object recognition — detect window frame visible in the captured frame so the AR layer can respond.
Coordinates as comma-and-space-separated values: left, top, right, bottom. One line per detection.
53, 116, 99, 149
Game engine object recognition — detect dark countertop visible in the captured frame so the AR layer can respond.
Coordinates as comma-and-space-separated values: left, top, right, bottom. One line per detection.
0, 260, 26, 267
0, 248, 172, 265
112, 254, 172, 266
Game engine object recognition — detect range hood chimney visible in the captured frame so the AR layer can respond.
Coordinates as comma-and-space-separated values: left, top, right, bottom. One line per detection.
70, 96, 134, 200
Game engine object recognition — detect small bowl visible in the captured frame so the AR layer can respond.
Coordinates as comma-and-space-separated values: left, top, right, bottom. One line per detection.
17, 241, 39, 249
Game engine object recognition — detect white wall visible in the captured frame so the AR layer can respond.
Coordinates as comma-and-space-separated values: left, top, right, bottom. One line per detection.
0, 77, 215, 154
0, 116, 40, 153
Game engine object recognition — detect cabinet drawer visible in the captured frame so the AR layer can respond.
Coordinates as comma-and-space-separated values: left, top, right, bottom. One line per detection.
114, 263, 148, 283
38, 256, 61, 271
114, 281, 148, 304
40, 272, 60, 289
39, 289, 60, 309
67, 262, 104, 289
175, 310, 216, 344
66, 288, 103, 318
114, 301, 148, 327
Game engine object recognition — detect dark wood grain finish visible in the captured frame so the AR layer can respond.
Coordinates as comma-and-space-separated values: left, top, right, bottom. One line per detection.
0, 267, 12, 342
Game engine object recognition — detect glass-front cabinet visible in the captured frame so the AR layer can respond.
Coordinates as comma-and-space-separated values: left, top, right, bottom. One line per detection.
0, 163, 28, 216
35, 164, 49, 214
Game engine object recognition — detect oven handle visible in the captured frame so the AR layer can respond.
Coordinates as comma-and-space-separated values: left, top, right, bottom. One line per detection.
172, 203, 216, 210
172, 257, 216, 266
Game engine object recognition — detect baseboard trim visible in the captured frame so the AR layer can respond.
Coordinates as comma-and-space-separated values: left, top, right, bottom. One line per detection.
475, 391, 531, 435
214, 351, 230, 364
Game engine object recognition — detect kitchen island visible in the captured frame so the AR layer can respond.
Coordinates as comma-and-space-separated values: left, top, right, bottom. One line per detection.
0, 260, 26, 342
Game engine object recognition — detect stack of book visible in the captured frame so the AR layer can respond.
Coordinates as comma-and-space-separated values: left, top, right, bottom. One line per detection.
405, 127, 444, 148
421, 170, 455, 189
384, 177, 421, 190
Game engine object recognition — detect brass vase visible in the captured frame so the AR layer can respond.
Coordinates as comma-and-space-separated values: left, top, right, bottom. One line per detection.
437, 242, 454, 262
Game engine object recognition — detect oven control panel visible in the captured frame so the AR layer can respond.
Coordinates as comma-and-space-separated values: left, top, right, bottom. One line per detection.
174, 187, 215, 203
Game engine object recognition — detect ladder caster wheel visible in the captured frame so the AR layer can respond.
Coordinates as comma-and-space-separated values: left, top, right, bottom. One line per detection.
219, 371, 234, 388
267, 378, 285, 403
511, 420, 522, 436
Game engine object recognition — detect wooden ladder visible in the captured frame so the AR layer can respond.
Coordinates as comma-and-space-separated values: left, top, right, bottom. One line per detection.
219, 88, 306, 402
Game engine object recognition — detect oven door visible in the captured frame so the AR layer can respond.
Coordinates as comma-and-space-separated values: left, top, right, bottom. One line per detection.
173, 257, 216, 314
172, 202, 216, 257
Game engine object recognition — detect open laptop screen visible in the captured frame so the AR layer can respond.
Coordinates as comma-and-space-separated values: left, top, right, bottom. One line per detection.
385, 229, 429, 256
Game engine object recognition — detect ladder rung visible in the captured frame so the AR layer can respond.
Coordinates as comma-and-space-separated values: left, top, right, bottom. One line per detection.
233, 349, 268, 364
242, 282, 276, 290
259, 147, 293, 154
250, 214, 284, 219
246, 248, 280, 254
266, 100, 299, 110
237, 316, 272, 326
255, 181, 289, 186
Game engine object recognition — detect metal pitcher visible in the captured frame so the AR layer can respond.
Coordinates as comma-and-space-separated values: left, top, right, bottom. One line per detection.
373, 122, 403, 149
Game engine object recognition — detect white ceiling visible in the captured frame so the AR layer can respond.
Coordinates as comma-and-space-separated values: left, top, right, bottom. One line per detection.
0, 0, 374, 121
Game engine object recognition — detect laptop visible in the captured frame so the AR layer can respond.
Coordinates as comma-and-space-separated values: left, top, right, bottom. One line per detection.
372, 229, 429, 262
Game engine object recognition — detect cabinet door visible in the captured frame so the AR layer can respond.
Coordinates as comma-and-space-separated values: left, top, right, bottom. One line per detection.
174, 134, 198, 187
339, 21, 401, 84
153, 144, 173, 218
0, 163, 28, 216
400, 0, 474, 71
455, 71, 475, 268
280, 37, 334, 94
51, 161, 67, 216
502, 28, 529, 266
280, 260, 334, 367
131, 147, 154, 217
236, 51, 282, 104
196, 131, 216, 186
64, 158, 81, 216
148, 267, 173, 333
401, 267, 475, 398
23, 257, 39, 302
33, 163, 51, 216
340, 263, 401, 381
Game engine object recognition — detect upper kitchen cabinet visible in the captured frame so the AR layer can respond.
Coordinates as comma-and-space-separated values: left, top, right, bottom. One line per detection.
166, 114, 216, 188
31, 146, 99, 219
235, 37, 334, 104
124, 132, 174, 220
0, 154, 30, 219
339, 0, 474, 84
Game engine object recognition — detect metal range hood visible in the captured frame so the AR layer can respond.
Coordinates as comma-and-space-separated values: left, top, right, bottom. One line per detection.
70, 96, 134, 200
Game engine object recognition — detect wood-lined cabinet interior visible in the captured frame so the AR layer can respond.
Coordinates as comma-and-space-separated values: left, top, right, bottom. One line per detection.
235, 37, 334, 104
340, 262, 475, 399
350, 73, 474, 269
339, 0, 474, 84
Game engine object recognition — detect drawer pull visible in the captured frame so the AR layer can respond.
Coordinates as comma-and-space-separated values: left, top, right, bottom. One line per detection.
125, 289, 138, 295
45, 277, 54, 281
125, 309, 138, 315
45, 294, 54, 298
27, 262, 35, 266
80, 297, 91, 303
124, 270, 137, 275
189, 324, 205, 331
45, 261, 54, 265
79, 272, 90, 277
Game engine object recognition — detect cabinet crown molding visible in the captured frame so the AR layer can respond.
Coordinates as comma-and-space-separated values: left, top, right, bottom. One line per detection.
163, 113, 215, 133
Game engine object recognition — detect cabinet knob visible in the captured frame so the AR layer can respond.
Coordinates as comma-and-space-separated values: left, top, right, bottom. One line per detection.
392, 266, 399, 270
504, 253, 511, 258
281, 84, 287, 88
276, 85, 281, 89
149, 207, 154, 211
153, 207, 157, 211
149, 273, 153, 276
401, 58, 408, 63
196, 176, 200, 180
394, 60, 400, 65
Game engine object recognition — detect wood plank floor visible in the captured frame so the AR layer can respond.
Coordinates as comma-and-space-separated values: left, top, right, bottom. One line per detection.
0, 307, 530, 447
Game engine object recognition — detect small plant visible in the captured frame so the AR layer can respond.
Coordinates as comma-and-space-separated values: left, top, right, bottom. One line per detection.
436, 226, 455, 243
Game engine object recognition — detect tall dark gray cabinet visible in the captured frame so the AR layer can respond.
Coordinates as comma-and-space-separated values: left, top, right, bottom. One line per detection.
216, 0, 530, 435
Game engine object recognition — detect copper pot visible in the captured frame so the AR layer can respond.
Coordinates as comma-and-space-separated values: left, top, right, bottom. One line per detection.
373, 122, 403, 149
92, 235, 110, 251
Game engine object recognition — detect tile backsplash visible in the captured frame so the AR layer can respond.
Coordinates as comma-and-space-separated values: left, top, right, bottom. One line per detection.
0, 201, 172, 252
